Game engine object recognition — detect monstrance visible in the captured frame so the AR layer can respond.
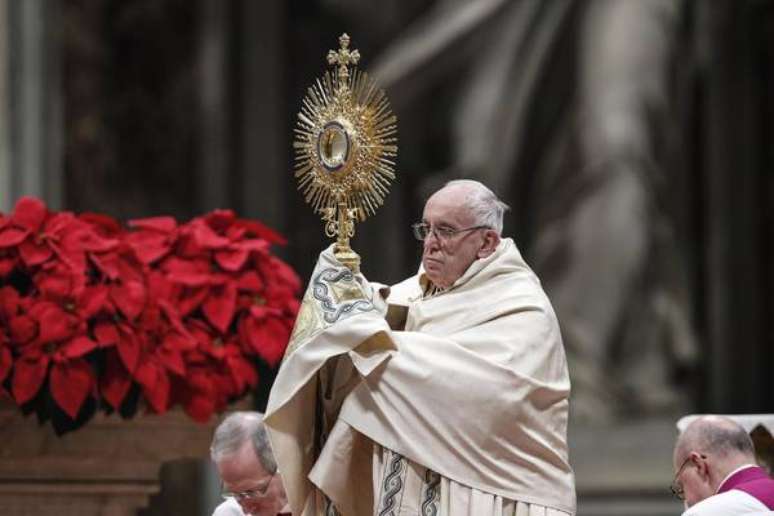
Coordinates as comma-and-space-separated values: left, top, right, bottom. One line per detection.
293, 33, 398, 273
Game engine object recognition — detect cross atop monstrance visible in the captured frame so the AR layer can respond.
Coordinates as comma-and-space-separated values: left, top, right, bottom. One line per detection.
326, 33, 360, 81
293, 33, 398, 273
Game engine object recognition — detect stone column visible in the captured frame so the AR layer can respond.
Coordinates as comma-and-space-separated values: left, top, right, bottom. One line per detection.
3, 0, 63, 211
195, 0, 287, 225
197, 0, 231, 212
236, 0, 287, 232
0, 0, 10, 211
700, 0, 772, 413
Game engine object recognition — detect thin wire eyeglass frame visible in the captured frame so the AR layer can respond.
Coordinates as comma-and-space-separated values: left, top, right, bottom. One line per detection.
411, 222, 490, 242
221, 470, 276, 502
670, 453, 707, 500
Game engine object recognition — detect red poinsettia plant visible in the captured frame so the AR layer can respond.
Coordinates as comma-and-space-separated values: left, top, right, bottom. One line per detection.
0, 197, 300, 434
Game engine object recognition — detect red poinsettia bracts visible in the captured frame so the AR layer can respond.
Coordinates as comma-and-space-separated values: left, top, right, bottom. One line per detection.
0, 197, 300, 434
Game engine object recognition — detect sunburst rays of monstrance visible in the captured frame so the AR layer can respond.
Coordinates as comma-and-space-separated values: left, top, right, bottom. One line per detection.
293, 33, 398, 273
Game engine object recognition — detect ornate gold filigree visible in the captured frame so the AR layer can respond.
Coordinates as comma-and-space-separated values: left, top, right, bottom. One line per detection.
293, 33, 398, 272
285, 289, 323, 357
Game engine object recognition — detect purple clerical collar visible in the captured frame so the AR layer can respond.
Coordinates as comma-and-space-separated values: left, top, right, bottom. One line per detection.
717, 465, 768, 494
716, 464, 774, 510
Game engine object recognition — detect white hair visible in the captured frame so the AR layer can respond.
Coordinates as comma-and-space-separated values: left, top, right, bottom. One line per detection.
443, 179, 510, 235
210, 411, 277, 473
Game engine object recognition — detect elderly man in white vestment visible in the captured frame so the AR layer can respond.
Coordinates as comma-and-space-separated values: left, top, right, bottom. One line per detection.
265, 180, 576, 516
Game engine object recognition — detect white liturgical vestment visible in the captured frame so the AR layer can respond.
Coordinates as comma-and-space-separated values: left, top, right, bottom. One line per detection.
265, 239, 576, 516
682, 490, 770, 516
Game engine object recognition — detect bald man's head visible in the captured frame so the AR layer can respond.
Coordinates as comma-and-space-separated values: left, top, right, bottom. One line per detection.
674, 415, 755, 465
672, 416, 757, 507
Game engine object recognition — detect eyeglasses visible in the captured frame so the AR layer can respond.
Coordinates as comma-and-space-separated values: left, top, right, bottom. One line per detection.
411, 222, 490, 242
670, 454, 706, 500
221, 471, 275, 502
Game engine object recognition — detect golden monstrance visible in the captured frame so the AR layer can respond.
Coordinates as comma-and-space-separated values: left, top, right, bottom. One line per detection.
293, 33, 398, 272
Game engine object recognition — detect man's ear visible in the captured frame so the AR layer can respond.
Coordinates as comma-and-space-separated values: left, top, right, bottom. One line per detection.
477, 230, 500, 258
692, 453, 710, 480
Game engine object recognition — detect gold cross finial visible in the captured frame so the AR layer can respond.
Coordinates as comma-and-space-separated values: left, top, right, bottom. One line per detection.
327, 33, 360, 81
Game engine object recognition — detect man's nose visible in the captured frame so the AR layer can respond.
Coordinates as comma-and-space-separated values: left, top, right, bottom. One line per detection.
423, 230, 441, 251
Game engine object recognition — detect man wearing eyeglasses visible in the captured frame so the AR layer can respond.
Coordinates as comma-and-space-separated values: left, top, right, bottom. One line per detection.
672, 415, 774, 515
265, 180, 576, 515
211, 412, 291, 516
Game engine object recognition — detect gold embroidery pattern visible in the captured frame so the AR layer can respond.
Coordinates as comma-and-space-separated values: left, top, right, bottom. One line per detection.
312, 268, 373, 323
284, 267, 374, 359
285, 289, 324, 357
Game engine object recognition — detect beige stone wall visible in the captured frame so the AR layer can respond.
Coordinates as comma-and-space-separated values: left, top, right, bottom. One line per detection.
0, 404, 215, 516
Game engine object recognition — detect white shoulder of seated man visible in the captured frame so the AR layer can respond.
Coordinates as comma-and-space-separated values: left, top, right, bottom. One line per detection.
213, 497, 244, 516
682, 490, 771, 516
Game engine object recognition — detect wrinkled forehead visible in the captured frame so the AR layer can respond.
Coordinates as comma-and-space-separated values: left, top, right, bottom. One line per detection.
423, 187, 474, 223
218, 442, 272, 487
